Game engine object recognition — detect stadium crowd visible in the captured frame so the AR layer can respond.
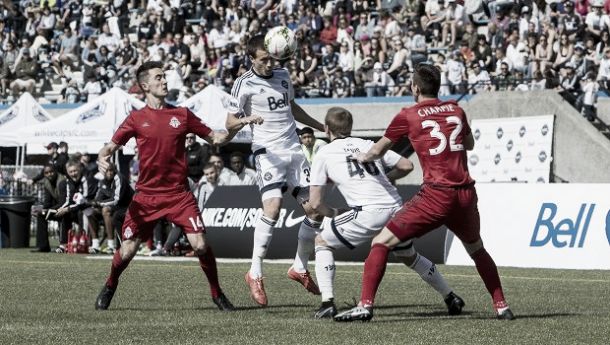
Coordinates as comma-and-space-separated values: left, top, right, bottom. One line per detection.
0, 0, 607, 116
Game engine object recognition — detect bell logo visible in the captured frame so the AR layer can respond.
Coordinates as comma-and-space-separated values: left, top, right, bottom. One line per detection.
530, 203, 595, 248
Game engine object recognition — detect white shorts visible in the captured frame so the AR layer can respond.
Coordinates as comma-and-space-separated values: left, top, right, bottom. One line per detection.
320, 206, 415, 256
253, 147, 310, 202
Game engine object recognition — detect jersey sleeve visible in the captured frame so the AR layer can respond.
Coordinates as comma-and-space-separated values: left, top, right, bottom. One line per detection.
460, 107, 471, 136
112, 114, 136, 146
381, 150, 402, 170
384, 111, 409, 143
287, 70, 295, 101
186, 108, 212, 138
309, 151, 328, 186
229, 78, 250, 117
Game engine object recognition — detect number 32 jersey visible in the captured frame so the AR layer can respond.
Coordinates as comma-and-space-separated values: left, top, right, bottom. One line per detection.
310, 137, 402, 208
384, 99, 473, 187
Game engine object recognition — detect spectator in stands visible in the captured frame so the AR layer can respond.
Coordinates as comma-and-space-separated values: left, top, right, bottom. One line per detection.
562, 0, 582, 41
442, 0, 464, 49
31, 164, 65, 253
320, 16, 338, 46
585, 0, 606, 41
447, 50, 466, 94
366, 61, 393, 97
322, 43, 340, 76
406, 25, 428, 68
228, 151, 257, 185
192, 163, 224, 209
55, 27, 79, 69
89, 162, 133, 254
557, 63, 580, 105
186, 133, 211, 182
10, 48, 37, 96
469, 62, 492, 94
299, 127, 326, 165
553, 33, 574, 69
1, 41, 18, 96
581, 72, 599, 121
386, 36, 409, 81
97, 23, 121, 53
32, 142, 67, 183
83, 74, 103, 101
354, 11, 375, 41
209, 153, 238, 185
496, 62, 515, 91
80, 152, 98, 178
331, 68, 352, 97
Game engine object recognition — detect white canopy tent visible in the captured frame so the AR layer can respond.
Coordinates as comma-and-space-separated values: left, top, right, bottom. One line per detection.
14, 88, 145, 155
179, 85, 252, 143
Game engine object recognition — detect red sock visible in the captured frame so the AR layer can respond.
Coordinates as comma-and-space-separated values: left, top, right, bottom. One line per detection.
198, 246, 221, 299
360, 243, 391, 307
471, 248, 505, 304
106, 249, 131, 290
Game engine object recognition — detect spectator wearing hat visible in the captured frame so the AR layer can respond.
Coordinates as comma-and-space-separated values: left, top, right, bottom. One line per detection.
561, 1, 583, 41
557, 62, 580, 105
10, 47, 38, 96
585, 0, 607, 40
365, 61, 394, 97
570, 42, 591, 78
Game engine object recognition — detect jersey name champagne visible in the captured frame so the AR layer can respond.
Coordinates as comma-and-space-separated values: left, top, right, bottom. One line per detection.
230, 68, 299, 152
310, 137, 402, 208
385, 99, 473, 187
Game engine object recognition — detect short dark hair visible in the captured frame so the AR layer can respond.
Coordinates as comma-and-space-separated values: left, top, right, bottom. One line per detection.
136, 61, 164, 87
412, 64, 441, 97
229, 151, 245, 160
247, 35, 266, 58
65, 159, 82, 170
203, 162, 216, 171
299, 127, 314, 136
325, 107, 353, 138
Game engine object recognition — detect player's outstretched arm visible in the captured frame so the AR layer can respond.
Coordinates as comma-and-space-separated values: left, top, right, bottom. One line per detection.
290, 100, 324, 132
97, 141, 120, 174
355, 136, 394, 163
226, 112, 264, 132
386, 157, 414, 183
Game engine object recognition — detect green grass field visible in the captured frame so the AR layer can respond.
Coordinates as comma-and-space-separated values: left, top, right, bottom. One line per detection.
1, 249, 609, 345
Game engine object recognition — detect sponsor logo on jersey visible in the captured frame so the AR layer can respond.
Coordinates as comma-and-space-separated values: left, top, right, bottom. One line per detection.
281, 80, 289, 89
124, 226, 133, 239
264, 172, 273, 181
169, 116, 181, 128
267, 92, 289, 111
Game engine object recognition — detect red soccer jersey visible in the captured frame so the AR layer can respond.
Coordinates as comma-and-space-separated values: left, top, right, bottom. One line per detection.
384, 99, 474, 187
112, 105, 212, 194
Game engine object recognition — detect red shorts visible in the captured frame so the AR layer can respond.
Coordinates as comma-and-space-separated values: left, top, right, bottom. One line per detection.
121, 191, 205, 241
386, 184, 480, 244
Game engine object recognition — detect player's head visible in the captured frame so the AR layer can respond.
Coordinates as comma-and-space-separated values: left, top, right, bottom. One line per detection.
229, 151, 245, 174
247, 35, 273, 76
411, 63, 441, 102
65, 159, 83, 182
104, 162, 117, 181
299, 127, 315, 148
203, 163, 219, 184
324, 107, 353, 140
136, 61, 168, 98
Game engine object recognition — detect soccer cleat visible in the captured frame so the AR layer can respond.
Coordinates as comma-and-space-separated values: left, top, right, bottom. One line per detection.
101, 247, 115, 255
95, 284, 116, 310
314, 299, 337, 319
149, 248, 167, 256
444, 292, 465, 315
245, 272, 268, 307
212, 293, 235, 311
333, 305, 373, 322
494, 300, 516, 320
55, 246, 67, 254
287, 267, 321, 295
88, 247, 101, 254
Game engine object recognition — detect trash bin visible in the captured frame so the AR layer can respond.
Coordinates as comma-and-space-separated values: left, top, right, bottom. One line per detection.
0, 196, 35, 248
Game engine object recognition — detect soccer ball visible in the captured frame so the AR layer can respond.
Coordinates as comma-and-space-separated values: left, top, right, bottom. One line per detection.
264, 26, 297, 60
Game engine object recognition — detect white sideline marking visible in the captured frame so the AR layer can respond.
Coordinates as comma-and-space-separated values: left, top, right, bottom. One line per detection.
85, 256, 384, 266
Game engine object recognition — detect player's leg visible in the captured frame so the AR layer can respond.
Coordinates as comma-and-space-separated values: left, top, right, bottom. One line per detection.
392, 241, 464, 315
447, 187, 514, 320
84, 207, 101, 253
287, 152, 323, 294
168, 191, 234, 311
101, 206, 116, 253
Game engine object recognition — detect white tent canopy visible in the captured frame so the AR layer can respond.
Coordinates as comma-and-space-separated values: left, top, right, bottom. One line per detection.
14, 88, 145, 154
0, 92, 52, 147
179, 85, 251, 143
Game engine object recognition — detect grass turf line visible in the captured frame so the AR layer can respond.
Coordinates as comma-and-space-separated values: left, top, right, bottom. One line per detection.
1, 249, 609, 345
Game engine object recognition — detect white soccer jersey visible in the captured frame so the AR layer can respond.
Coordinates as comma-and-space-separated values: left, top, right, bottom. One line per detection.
310, 137, 403, 208
230, 68, 299, 152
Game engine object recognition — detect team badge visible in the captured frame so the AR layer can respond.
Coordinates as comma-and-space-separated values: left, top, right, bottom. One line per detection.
281, 80, 288, 89
169, 116, 181, 128
124, 226, 133, 239
264, 172, 273, 181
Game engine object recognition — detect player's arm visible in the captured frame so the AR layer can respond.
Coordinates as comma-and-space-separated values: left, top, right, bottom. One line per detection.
385, 157, 414, 182
309, 185, 341, 218
97, 141, 120, 174
291, 100, 324, 132
463, 132, 475, 151
225, 112, 264, 133
355, 136, 394, 163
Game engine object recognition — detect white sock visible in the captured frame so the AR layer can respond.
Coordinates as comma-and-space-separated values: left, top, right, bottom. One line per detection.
250, 215, 276, 278
92, 238, 100, 249
409, 253, 452, 297
292, 217, 321, 273
315, 245, 335, 302
107, 239, 115, 249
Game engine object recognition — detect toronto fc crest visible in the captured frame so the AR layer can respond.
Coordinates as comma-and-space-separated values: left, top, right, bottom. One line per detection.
169, 116, 181, 128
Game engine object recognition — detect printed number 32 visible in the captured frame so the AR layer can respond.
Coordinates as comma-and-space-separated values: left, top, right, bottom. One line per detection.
422, 116, 464, 156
